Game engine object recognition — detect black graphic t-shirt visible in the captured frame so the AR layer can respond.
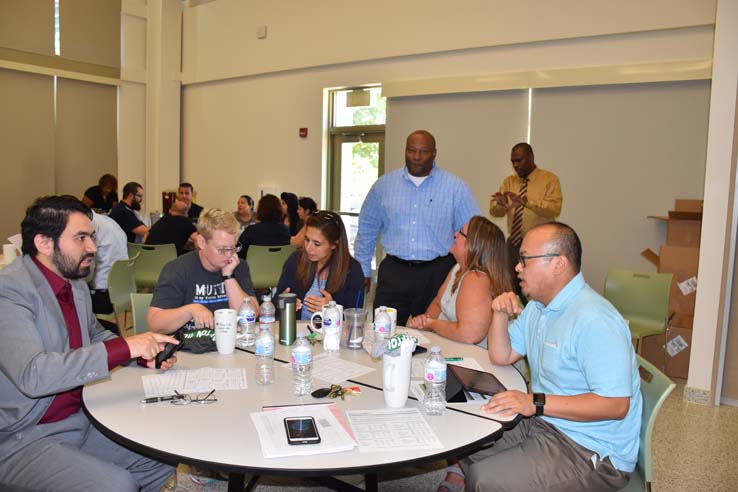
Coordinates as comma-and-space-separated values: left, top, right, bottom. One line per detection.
151, 251, 255, 352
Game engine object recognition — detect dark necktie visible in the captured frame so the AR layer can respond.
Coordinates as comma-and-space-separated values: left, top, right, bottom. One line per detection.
509, 178, 528, 247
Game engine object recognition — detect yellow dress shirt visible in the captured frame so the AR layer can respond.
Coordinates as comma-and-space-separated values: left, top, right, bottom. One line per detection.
490, 167, 563, 238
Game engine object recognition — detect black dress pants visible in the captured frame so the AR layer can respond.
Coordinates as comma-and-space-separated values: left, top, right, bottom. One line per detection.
374, 254, 456, 326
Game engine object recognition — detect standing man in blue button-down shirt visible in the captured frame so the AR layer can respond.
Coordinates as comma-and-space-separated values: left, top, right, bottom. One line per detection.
354, 130, 481, 325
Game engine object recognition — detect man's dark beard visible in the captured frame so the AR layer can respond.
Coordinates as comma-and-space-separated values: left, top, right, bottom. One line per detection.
53, 243, 94, 279
131, 200, 142, 211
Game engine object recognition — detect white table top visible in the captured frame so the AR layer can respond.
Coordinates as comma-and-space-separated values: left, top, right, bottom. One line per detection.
83, 349, 505, 476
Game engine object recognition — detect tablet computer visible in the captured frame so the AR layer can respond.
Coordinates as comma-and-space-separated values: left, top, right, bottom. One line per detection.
447, 364, 507, 397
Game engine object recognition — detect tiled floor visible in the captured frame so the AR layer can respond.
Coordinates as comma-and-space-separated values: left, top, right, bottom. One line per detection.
651, 381, 738, 492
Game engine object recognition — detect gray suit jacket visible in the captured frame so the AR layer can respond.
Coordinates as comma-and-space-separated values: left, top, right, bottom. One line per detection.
0, 255, 118, 460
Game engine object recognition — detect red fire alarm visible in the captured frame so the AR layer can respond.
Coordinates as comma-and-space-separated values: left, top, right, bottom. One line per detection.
299, 127, 308, 138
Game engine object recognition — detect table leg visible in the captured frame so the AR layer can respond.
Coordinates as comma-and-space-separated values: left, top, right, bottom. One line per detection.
227, 473, 259, 492
365, 473, 378, 492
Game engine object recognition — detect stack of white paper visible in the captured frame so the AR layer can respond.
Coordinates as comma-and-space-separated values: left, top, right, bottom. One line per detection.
251, 404, 356, 459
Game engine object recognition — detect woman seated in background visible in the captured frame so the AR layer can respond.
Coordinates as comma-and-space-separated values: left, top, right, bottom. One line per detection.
82, 174, 118, 213
237, 194, 290, 259
277, 211, 364, 319
408, 215, 513, 348
233, 194, 256, 229
290, 196, 319, 247
280, 192, 301, 236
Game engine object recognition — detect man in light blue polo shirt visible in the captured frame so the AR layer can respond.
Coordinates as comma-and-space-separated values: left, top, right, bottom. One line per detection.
449, 222, 641, 492
354, 130, 480, 325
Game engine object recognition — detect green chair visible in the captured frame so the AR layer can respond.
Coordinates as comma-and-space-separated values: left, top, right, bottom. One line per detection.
604, 268, 673, 354
620, 355, 676, 492
246, 244, 296, 291
96, 254, 139, 330
131, 293, 154, 334
127, 243, 177, 291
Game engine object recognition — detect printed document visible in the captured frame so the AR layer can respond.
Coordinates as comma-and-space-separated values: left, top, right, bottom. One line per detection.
142, 367, 247, 398
251, 403, 356, 458
346, 407, 443, 452
311, 354, 375, 383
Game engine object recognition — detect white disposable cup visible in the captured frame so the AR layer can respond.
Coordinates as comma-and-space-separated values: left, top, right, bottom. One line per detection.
214, 308, 237, 355
382, 349, 412, 408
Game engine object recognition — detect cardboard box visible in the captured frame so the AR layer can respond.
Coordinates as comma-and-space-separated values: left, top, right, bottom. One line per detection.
639, 314, 693, 379
658, 245, 699, 315
647, 199, 703, 247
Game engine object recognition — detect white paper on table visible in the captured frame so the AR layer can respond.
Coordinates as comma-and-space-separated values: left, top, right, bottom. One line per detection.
346, 407, 443, 452
251, 404, 356, 458
395, 327, 430, 344
141, 367, 247, 398
311, 353, 375, 383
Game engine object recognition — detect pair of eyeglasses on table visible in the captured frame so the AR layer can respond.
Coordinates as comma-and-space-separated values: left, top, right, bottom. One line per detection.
140, 389, 218, 405
171, 389, 218, 405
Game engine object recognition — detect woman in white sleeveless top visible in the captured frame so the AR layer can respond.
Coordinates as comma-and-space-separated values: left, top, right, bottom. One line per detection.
408, 216, 512, 348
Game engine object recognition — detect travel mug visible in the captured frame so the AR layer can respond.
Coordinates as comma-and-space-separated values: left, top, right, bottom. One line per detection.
278, 293, 297, 345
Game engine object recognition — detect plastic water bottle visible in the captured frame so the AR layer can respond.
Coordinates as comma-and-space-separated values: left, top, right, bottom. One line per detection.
374, 306, 392, 340
322, 301, 341, 352
291, 334, 313, 396
254, 324, 275, 385
237, 297, 257, 347
260, 295, 276, 324
423, 346, 447, 415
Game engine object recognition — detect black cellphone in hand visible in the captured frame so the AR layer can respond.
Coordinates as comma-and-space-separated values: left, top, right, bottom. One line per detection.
155, 331, 182, 369
284, 416, 321, 445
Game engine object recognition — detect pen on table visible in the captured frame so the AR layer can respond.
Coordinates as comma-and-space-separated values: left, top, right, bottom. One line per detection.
445, 357, 463, 362
140, 394, 183, 404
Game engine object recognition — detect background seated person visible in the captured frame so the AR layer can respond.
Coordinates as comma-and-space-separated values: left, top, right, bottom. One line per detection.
290, 196, 319, 247
147, 209, 258, 352
145, 199, 197, 255
409, 216, 512, 347
234, 194, 256, 230
277, 211, 364, 319
237, 194, 291, 259
281, 191, 302, 236
82, 173, 118, 213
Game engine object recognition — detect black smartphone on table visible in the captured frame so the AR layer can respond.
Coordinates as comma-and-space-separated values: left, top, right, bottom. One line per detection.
284, 416, 321, 445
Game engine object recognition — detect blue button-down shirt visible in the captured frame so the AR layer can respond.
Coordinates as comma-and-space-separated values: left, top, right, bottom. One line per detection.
509, 273, 642, 472
354, 164, 480, 277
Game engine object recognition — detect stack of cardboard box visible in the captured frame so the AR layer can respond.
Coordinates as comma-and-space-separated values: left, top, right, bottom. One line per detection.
640, 199, 702, 379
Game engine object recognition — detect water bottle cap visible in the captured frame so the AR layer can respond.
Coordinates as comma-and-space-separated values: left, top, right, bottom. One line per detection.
431, 346, 441, 353
327, 300, 336, 307
262, 295, 271, 301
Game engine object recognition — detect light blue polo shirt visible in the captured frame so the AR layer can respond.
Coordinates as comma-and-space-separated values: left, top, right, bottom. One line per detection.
509, 273, 642, 472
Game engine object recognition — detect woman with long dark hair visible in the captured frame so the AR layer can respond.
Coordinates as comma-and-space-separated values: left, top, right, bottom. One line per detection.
277, 211, 364, 319
408, 215, 513, 348
280, 192, 301, 236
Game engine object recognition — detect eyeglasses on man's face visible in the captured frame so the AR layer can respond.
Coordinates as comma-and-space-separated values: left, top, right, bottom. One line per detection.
518, 253, 560, 268
212, 243, 242, 256
170, 390, 217, 405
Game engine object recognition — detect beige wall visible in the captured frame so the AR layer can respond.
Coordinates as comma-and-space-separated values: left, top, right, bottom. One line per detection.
181, 0, 714, 84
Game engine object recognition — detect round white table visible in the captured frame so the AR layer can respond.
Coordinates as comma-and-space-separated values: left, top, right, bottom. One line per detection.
83, 325, 527, 492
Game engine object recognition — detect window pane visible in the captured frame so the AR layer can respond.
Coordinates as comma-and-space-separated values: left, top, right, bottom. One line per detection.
332, 87, 386, 127
340, 141, 379, 213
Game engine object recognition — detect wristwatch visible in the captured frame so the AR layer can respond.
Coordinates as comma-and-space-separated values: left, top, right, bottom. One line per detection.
222, 274, 235, 281
533, 393, 546, 416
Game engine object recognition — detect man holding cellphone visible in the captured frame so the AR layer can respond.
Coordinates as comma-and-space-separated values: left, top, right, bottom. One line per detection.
0, 196, 178, 491
147, 208, 259, 352
444, 222, 641, 492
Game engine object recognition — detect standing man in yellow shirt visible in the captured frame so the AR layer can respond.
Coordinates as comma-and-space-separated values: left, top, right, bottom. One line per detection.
491, 142, 563, 269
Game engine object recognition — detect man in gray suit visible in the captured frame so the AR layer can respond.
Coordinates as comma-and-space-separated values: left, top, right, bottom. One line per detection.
0, 196, 179, 492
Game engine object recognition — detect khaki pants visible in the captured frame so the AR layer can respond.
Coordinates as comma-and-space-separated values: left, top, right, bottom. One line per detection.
461, 417, 630, 492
